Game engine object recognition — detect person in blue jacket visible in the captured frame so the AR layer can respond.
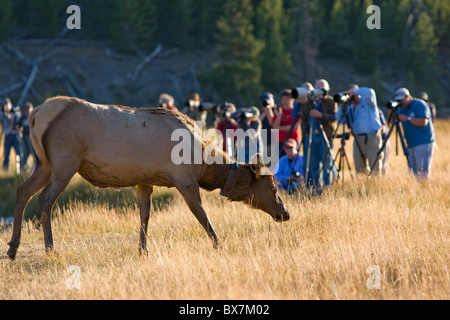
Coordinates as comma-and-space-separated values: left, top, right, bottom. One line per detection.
394, 88, 436, 179
274, 139, 304, 193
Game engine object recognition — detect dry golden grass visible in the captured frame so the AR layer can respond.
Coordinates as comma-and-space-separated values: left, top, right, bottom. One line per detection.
1, 120, 449, 300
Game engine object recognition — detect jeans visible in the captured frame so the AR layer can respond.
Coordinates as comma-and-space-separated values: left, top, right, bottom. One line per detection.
407, 142, 434, 178
19, 135, 36, 170
2, 134, 21, 170
303, 133, 334, 190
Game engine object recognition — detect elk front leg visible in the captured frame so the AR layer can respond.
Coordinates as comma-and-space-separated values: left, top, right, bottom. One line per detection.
137, 185, 154, 255
177, 183, 219, 248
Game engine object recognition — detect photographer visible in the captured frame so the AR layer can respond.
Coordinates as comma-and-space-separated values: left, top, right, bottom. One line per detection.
418, 91, 436, 123
216, 102, 238, 152
182, 92, 207, 129
394, 88, 436, 179
259, 92, 275, 153
336, 84, 383, 176
17, 102, 36, 172
158, 93, 178, 112
234, 107, 263, 163
274, 139, 304, 193
0, 98, 21, 172
300, 79, 337, 192
272, 89, 301, 155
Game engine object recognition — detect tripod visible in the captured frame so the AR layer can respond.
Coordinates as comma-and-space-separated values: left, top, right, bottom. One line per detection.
331, 119, 354, 184
368, 109, 410, 176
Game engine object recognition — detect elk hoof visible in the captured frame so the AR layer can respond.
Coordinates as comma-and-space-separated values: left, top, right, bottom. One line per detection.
7, 246, 17, 260
45, 247, 59, 258
139, 247, 149, 256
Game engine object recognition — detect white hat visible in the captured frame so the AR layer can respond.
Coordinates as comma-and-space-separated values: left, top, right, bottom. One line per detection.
394, 88, 410, 101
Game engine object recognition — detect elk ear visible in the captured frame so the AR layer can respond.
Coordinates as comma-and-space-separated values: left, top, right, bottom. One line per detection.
249, 153, 265, 179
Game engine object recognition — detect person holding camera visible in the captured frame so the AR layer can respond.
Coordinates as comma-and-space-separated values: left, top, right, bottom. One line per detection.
418, 91, 436, 123
182, 92, 207, 129
234, 107, 263, 163
216, 102, 238, 152
394, 88, 436, 179
158, 93, 178, 112
272, 89, 301, 156
17, 102, 36, 172
259, 92, 275, 153
274, 139, 304, 193
300, 79, 337, 192
337, 84, 383, 176
0, 98, 21, 172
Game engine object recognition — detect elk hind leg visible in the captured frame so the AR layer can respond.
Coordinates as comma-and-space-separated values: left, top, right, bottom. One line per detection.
7, 163, 51, 260
39, 170, 77, 256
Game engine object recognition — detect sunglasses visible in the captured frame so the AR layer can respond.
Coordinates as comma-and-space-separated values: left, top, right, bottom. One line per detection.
284, 146, 294, 150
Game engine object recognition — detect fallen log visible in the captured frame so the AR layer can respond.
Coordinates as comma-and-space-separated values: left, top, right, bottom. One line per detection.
130, 44, 163, 81
17, 64, 39, 107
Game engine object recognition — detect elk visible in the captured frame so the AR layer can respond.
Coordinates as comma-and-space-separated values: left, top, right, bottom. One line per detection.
7, 96, 290, 259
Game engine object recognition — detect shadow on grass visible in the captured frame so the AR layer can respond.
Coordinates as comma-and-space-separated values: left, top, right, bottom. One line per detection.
0, 174, 175, 220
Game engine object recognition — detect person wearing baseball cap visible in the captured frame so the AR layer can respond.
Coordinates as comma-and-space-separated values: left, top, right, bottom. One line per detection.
273, 139, 304, 193
418, 91, 437, 123
394, 87, 436, 179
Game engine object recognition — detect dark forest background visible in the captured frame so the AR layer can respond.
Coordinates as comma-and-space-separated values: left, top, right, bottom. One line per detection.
0, 0, 448, 108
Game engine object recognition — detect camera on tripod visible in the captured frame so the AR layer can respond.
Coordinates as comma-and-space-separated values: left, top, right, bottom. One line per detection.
334, 93, 352, 103
386, 101, 400, 111
291, 87, 326, 99
335, 132, 350, 140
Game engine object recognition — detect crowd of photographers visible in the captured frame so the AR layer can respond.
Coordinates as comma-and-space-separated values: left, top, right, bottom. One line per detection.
1, 84, 436, 194
0, 98, 36, 173
156, 80, 436, 195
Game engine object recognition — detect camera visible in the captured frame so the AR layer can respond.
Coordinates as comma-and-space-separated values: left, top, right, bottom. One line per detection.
387, 101, 400, 110
260, 92, 274, 108
231, 110, 253, 122
334, 93, 351, 103
261, 100, 270, 107
335, 132, 350, 140
291, 87, 326, 99
184, 99, 202, 110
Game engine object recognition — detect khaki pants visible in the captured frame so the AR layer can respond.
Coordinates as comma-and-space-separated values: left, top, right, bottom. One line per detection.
353, 131, 383, 176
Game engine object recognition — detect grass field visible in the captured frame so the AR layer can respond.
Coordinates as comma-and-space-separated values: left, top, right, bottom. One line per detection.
0, 120, 449, 300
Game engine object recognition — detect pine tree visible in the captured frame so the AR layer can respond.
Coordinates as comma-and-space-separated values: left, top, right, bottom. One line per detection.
255, 0, 293, 90
323, 0, 351, 58
353, 0, 378, 74
209, 0, 264, 104
110, 0, 157, 52
154, 0, 195, 47
25, 0, 66, 37
410, 11, 439, 81
0, 0, 14, 42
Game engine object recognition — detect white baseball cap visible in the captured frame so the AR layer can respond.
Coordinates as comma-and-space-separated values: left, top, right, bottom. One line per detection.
394, 88, 410, 101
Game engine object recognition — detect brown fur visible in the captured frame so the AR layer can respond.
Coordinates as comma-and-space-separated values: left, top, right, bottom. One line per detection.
6, 97, 289, 259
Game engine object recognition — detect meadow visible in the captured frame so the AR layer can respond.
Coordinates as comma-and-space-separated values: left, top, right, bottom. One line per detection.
0, 120, 449, 300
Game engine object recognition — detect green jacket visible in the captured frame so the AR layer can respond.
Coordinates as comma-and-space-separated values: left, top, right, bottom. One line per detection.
300, 95, 337, 140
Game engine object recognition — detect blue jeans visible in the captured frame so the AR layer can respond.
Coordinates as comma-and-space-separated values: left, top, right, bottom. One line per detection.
2, 134, 21, 170
20, 135, 36, 170
303, 133, 334, 190
407, 142, 434, 178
